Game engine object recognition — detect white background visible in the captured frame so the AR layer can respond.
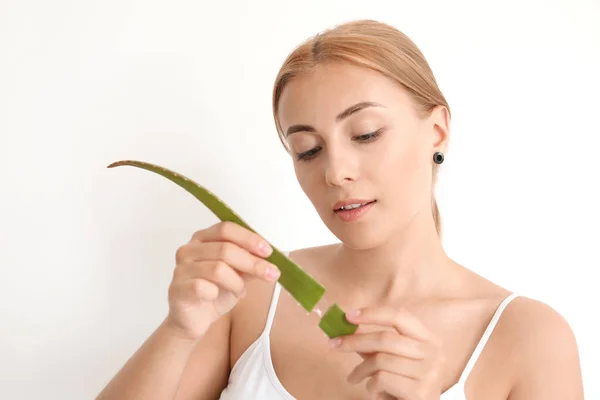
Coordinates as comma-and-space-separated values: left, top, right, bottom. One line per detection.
1, 0, 599, 398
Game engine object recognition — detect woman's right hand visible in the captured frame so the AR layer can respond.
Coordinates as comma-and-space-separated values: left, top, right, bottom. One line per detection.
163, 221, 281, 340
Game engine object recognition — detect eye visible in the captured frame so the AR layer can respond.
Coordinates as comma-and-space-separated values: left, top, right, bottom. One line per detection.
296, 146, 321, 161
354, 128, 384, 143
295, 128, 384, 162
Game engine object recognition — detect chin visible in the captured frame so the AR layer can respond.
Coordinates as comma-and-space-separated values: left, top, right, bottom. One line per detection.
325, 219, 392, 251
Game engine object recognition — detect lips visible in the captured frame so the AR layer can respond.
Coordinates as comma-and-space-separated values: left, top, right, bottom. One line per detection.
332, 199, 376, 222
333, 199, 376, 212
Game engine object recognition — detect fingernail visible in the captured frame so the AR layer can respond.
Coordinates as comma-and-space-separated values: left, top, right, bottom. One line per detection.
329, 337, 341, 347
258, 241, 272, 257
347, 309, 361, 319
265, 266, 280, 281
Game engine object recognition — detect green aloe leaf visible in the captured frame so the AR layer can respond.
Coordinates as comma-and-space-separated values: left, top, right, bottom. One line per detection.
107, 159, 358, 338
318, 304, 359, 338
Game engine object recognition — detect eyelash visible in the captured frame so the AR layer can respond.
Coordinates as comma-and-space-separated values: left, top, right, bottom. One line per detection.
296, 128, 384, 161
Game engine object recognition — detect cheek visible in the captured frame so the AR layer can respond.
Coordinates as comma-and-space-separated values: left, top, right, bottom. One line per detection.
374, 135, 432, 204
294, 165, 321, 202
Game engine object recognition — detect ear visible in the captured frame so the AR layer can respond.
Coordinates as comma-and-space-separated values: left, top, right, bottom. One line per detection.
428, 105, 450, 153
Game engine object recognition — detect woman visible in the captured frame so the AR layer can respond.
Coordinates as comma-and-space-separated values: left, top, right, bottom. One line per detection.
97, 20, 584, 400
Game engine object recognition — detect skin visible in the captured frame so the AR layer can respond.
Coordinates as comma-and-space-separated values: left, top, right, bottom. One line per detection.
96, 61, 584, 400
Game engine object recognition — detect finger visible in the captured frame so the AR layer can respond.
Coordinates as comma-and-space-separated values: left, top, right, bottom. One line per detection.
173, 278, 220, 303
184, 260, 247, 297
347, 353, 425, 384
185, 241, 280, 282
330, 330, 425, 360
192, 221, 273, 258
174, 242, 247, 282
365, 371, 416, 399
175, 241, 206, 264
345, 307, 433, 342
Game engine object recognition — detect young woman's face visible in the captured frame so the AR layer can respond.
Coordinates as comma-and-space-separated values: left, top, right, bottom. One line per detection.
277, 61, 450, 249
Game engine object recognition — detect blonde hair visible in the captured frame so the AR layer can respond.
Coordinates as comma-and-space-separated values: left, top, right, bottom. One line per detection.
272, 19, 449, 236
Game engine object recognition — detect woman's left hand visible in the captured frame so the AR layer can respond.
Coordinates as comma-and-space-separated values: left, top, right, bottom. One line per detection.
328, 306, 446, 400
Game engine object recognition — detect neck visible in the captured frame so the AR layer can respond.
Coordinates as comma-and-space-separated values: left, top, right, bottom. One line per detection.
331, 209, 451, 306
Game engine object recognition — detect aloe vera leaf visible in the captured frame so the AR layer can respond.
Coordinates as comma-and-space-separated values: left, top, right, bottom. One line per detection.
106, 159, 326, 311
318, 303, 359, 338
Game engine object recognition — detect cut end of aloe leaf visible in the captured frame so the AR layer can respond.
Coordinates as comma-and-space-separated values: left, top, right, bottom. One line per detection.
318, 303, 358, 339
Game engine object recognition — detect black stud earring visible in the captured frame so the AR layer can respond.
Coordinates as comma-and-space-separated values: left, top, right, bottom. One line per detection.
433, 152, 444, 164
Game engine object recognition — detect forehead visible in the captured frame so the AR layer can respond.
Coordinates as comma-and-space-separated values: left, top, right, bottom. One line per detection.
277, 61, 415, 130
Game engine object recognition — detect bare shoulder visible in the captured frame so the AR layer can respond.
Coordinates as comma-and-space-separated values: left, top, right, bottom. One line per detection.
500, 296, 580, 363
496, 296, 584, 399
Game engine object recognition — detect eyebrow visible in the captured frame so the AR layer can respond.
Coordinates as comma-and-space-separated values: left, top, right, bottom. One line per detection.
285, 101, 384, 137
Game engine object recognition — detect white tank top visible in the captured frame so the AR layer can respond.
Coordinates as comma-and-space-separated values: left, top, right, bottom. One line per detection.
219, 254, 519, 400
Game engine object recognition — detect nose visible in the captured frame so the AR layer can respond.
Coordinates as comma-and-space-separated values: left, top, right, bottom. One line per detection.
324, 149, 357, 188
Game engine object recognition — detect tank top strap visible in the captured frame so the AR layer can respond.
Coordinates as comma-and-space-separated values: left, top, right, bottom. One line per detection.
263, 283, 282, 334
261, 250, 288, 335
458, 292, 520, 384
